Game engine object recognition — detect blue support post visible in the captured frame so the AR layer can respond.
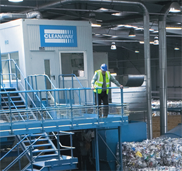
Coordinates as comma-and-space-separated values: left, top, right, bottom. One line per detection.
84, 89, 87, 106
69, 89, 73, 125
8, 93, 13, 134
78, 89, 81, 105
70, 134, 73, 159
15, 65, 18, 89
118, 126, 123, 171
96, 89, 99, 118
72, 75, 74, 102
39, 91, 44, 131
17, 143, 21, 170
0, 49, 2, 109
8, 60, 11, 87
120, 88, 124, 124
35, 76, 38, 90
57, 133, 61, 160
54, 90, 56, 107
29, 134, 33, 171
24, 80, 28, 109
95, 129, 100, 171
65, 90, 67, 104
30, 76, 35, 102
44, 76, 48, 107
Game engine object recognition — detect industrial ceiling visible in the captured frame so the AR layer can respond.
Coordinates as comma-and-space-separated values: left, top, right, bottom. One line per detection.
0, 0, 181, 54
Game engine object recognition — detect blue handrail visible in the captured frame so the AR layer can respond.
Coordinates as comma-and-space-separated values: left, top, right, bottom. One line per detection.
3, 135, 43, 171
58, 74, 84, 88
26, 74, 56, 89
58, 74, 85, 104
0, 135, 29, 161
26, 74, 57, 108
1, 59, 53, 119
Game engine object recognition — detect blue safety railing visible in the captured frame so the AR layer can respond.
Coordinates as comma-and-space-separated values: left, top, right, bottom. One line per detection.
58, 74, 84, 89
2, 135, 43, 171
1, 59, 52, 120
0, 135, 29, 162
1, 132, 76, 171
0, 87, 126, 133
26, 74, 57, 107
58, 74, 84, 104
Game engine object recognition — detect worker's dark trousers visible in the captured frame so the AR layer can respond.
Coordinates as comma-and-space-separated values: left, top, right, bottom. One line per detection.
95, 91, 108, 117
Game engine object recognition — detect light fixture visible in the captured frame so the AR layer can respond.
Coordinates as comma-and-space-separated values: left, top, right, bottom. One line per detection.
91, 23, 101, 27
111, 42, 116, 50
169, 2, 181, 13
112, 36, 118, 38
139, 41, 154, 44
112, 12, 122, 16
99, 8, 109, 11
103, 34, 111, 37
135, 50, 139, 53
153, 36, 159, 45
8, 0, 23, 2
174, 47, 180, 50
129, 28, 136, 37
166, 27, 182, 30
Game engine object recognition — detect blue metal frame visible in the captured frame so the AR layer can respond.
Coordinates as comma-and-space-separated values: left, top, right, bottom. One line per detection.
0, 60, 127, 171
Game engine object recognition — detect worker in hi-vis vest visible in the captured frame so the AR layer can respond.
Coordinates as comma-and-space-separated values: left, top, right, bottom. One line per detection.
91, 64, 123, 118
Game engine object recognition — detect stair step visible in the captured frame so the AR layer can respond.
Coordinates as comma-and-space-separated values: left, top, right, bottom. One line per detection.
32, 144, 52, 148
26, 169, 40, 171
2, 96, 21, 100
33, 161, 45, 167
23, 138, 48, 143
2, 105, 26, 109
1, 93, 19, 97
1, 88, 16, 91
32, 149, 56, 153
21, 134, 45, 138
1, 101, 24, 106
35, 153, 58, 159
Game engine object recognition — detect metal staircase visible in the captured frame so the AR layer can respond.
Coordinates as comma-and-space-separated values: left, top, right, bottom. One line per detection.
0, 59, 78, 171
20, 133, 77, 171
1, 87, 26, 110
1, 132, 77, 171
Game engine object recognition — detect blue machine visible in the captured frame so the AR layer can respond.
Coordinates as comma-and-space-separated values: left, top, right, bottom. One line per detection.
93, 121, 147, 171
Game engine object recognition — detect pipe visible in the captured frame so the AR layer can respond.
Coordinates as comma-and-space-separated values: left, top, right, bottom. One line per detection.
26, 11, 42, 19
0, 11, 42, 21
158, 2, 180, 135
65, 0, 152, 139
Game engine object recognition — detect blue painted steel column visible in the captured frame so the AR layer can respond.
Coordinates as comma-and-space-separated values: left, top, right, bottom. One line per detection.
8, 93, 13, 134
118, 126, 123, 171
72, 75, 74, 101
84, 89, 87, 105
24, 79, 28, 109
15, 65, 18, 89
39, 91, 44, 132
95, 129, 100, 171
69, 89, 73, 126
8, 60, 11, 87
0, 49, 2, 109
120, 88, 123, 119
57, 133, 61, 160
44, 76, 48, 106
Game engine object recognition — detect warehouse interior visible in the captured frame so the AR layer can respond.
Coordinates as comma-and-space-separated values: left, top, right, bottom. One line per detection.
0, 0, 182, 170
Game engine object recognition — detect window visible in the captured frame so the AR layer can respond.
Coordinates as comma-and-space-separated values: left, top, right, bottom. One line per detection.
61, 53, 85, 77
1, 52, 20, 80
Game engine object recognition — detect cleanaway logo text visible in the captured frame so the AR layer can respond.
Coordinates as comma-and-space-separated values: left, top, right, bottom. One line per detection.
44, 29, 74, 43
40, 25, 77, 47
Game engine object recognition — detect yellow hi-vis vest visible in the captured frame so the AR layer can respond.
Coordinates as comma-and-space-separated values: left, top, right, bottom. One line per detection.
94, 70, 110, 94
